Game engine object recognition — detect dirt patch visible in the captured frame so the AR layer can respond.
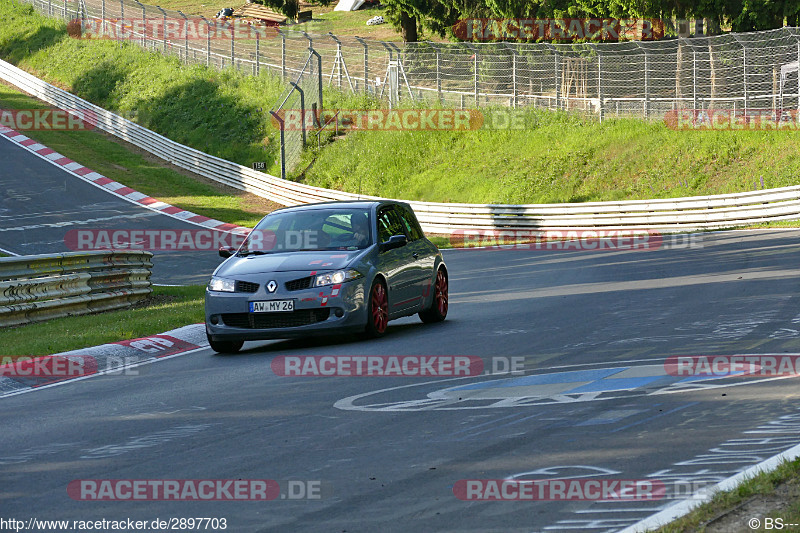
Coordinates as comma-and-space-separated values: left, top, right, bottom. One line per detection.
701, 479, 800, 532
129, 292, 183, 310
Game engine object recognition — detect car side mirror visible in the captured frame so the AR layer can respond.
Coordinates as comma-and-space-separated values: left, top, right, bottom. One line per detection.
218, 246, 234, 258
380, 234, 407, 253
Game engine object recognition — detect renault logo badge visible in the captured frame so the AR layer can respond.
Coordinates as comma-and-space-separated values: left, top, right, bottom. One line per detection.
267, 280, 278, 293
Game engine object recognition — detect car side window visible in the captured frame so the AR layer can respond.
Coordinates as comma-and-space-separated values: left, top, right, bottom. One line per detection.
395, 206, 424, 241
377, 207, 406, 243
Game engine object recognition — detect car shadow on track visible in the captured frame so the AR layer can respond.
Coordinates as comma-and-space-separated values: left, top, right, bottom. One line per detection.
212, 320, 454, 356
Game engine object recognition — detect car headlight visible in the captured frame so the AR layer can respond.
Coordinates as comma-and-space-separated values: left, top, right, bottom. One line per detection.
208, 276, 235, 292
315, 269, 362, 287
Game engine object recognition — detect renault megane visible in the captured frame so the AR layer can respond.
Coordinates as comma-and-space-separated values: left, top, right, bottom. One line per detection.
204, 201, 448, 353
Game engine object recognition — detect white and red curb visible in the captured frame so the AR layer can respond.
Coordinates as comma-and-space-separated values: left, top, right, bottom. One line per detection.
0, 124, 251, 236
0, 324, 208, 398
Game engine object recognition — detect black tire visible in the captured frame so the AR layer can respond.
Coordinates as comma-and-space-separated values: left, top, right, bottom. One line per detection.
207, 334, 243, 354
419, 267, 448, 324
363, 278, 389, 339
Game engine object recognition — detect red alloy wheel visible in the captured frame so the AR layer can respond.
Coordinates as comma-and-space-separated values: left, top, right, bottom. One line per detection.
434, 269, 448, 316
371, 282, 388, 333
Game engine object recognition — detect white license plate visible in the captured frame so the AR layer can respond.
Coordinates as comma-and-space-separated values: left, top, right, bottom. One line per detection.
250, 300, 294, 313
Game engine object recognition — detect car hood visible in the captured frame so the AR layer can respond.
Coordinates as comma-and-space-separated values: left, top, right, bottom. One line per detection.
215, 249, 368, 277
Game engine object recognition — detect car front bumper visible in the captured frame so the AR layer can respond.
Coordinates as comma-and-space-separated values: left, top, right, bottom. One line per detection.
205, 277, 368, 341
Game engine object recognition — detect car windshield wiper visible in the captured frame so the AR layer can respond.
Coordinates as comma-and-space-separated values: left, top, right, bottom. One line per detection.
238, 250, 271, 256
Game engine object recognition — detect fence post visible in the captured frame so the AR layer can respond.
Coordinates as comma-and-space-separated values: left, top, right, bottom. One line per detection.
635, 42, 649, 118
474, 48, 479, 106
119, 0, 123, 47
290, 82, 306, 146
732, 35, 747, 115
379, 40, 394, 103
230, 20, 235, 68
436, 47, 442, 102
312, 48, 323, 113
156, 6, 167, 54
48, 0, 52, 17
101, 0, 105, 36
256, 29, 260, 76
278, 30, 286, 81
354, 36, 368, 94
692, 50, 697, 110
797, 41, 800, 116
198, 14, 210, 66
333, 34, 342, 87
463, 43, 479, 107
133, 0, 145, 47
178, 10, 188, 63
503, 44, 517, 108
270, 111, 286, 180
593, 45, 603, 121
545, 44, 560, 110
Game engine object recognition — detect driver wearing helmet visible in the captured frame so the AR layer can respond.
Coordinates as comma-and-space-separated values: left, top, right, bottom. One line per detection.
350, 215, 370, 247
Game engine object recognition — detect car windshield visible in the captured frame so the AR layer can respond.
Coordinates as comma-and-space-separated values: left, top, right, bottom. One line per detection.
239, 208, 372, 254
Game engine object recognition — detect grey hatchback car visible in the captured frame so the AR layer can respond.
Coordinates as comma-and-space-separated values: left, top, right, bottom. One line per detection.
205, 200, 448, 353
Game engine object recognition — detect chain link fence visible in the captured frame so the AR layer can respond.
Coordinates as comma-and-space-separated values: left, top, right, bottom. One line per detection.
270, 49, 322, 178
20, 0, 800, 121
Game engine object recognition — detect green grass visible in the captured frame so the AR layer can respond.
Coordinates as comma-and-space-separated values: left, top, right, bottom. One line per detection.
4, 0, 800, 206
0, 0, 371, 179
301, 107, 800, 204
0, 83, 274, 227
655, 457, 800, 532
0, 285, 205, 355
291, 6, 439, 42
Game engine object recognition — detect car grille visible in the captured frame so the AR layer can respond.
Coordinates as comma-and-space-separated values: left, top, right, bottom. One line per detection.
221, 309, 330, 329
285, 276, 313, 291
235, 281, 259, 293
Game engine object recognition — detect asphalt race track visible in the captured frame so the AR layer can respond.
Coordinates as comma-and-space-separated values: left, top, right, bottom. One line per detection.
0, 136, 226, 284
4, 133, 800, 532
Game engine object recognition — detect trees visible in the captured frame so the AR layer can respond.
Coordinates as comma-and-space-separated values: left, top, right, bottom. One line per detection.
386, 0, 799, 41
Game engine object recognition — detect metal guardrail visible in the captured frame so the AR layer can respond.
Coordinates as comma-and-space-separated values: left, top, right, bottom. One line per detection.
2, 57, 800, 232
0, 251, 153, 327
